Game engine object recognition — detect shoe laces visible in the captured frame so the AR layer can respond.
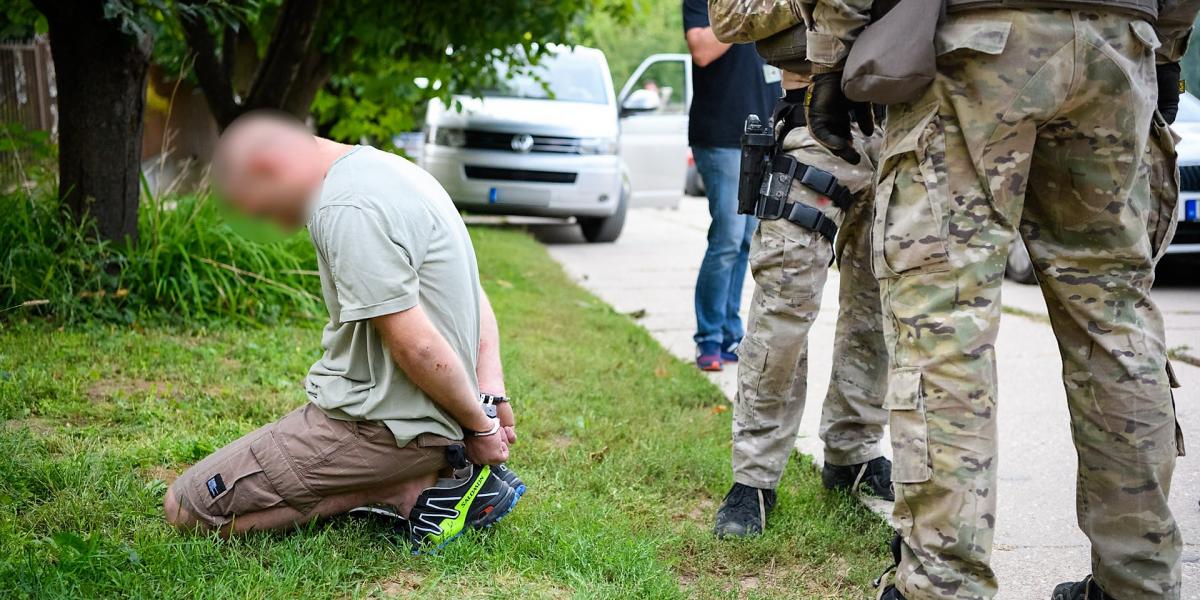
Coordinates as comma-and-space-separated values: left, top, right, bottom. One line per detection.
873, 532, 903, 594
722, 484, 771, 529
855, 457, 892, 496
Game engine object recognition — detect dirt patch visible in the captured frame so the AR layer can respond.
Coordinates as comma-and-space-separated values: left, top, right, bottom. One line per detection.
367, 573, 423, 598
360, 572, 572, 599
549, 435, 573, 449
87, 377, 176, 402
676, 558, 846, 598
673, 497, 715, 523
678, 571, 698, 592
141, 466, 179, 486
4, 417, 55, 436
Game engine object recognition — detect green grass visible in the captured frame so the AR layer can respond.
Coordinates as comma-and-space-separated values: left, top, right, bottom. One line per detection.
0, 227, 889, 599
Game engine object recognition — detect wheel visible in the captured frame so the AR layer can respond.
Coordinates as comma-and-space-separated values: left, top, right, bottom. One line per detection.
1005, 240, 1037, 284
579, 186, 628, 243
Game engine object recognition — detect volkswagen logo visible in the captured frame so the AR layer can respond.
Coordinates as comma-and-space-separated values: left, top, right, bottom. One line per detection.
510, 134, 535, 153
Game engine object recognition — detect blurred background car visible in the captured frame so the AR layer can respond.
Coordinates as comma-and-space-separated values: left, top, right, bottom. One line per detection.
1005, 93, 1200, 283
420, 45, 692, 243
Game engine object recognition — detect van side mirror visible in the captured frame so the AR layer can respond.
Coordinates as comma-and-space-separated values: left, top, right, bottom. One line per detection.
620, 88, 662, 117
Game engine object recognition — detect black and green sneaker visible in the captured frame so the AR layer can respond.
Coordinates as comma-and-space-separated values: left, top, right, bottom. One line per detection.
408, 464, 519, 551
346, 503, 412, 537
494, 464, 526, 497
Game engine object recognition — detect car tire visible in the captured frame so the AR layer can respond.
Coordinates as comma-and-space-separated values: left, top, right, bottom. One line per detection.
580, 188, 628, 244
1006, 241, 1037, 285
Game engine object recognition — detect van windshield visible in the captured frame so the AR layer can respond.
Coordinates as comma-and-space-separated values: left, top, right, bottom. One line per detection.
485, 51, 608, 105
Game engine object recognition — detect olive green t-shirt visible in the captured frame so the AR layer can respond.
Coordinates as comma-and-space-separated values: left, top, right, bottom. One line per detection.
304, 146, 480, 446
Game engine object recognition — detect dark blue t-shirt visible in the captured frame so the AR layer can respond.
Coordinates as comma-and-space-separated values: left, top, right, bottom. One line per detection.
683, 0, 780, 148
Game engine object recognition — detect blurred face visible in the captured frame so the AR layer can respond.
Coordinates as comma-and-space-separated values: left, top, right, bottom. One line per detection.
214, 116, 322, 230
224, 147, 319, 229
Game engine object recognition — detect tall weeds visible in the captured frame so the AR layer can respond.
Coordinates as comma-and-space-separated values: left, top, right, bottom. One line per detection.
0, 185, 323, 325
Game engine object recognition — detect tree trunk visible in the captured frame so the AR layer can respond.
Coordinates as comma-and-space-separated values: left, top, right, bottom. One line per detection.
182, 0, 325, 130
36, 0, 152, 244
280, 50, 332, 118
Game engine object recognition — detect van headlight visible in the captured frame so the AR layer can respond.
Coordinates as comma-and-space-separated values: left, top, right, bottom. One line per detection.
433, 127, 467, 147
578, 137, 618, 155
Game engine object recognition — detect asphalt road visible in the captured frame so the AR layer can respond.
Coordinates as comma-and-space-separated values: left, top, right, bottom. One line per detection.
526, 197, 1200, 599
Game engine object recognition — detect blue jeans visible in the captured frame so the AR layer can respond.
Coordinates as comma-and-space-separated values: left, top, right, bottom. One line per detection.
692, 146, 755, 347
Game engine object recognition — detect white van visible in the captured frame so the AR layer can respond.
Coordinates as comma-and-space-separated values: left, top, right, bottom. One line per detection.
420, 46, 691, 242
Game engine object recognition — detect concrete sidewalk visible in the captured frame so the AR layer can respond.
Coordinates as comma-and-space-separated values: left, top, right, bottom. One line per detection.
535, 198, 1200, 599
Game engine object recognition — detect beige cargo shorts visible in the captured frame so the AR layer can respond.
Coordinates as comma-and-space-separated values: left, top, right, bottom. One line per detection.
172, 403, 453, 527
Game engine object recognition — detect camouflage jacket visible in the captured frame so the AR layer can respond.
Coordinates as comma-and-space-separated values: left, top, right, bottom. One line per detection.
709, 0, 806, 43
807, 0, 1200, 67
709, 0, 811, 73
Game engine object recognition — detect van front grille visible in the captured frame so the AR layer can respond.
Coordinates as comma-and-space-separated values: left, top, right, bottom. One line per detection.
464, 130, 581, 154
464, 166, 577, 184
1179, 165, 1200, 192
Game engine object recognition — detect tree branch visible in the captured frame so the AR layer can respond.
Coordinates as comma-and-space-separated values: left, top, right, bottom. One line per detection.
178, 5, 240, 129
281, 48, 332, 117
245, 0, 325, 110
220, 23, 236, 91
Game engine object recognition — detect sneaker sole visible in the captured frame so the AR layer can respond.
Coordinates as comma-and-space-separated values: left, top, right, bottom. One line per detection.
415, 483, 521, 555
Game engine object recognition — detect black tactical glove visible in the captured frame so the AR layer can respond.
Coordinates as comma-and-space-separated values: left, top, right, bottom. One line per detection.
1158, 62, 1182, 124
805, 71, 875, 165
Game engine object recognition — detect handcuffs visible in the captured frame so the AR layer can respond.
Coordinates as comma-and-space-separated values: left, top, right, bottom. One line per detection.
468, 393, 511, 437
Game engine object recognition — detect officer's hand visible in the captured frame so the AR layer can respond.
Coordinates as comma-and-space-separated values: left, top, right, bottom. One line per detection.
1158, 62, 1182, 124
806, 72, 873, 165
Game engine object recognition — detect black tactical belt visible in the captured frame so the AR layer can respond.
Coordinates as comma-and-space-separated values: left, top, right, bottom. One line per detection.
753, 154, 851, 245
754, 195, 839, 245
770, 154, 854, 210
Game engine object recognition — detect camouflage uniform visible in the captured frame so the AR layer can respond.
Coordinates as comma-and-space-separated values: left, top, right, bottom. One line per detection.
709, 0, 889, 489
806, 4, 1197, 599
733, 125, 887, 489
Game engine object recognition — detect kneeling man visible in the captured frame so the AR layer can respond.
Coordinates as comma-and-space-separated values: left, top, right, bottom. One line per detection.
164, 112, 523, 548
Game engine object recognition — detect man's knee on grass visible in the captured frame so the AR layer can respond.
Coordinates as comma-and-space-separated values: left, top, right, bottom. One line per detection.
163, 485, 203, 530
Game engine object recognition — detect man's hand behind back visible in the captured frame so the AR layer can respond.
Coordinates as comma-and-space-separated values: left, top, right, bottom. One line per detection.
465, 427, 509, 465
496, 401, 517, 444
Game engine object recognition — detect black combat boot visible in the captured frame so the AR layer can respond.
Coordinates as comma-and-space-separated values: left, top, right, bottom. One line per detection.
822, 456, 895, 501
1052, 576, 1117, 600
713, 483, 776, 538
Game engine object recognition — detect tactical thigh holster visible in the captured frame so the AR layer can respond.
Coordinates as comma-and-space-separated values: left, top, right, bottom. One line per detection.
737, 96, 854, 247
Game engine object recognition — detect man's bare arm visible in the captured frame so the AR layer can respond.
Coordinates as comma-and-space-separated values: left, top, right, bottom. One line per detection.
477, 291, 517, 442
373, 306, 507, 463
477, 290, 505, 395
686, 27, 732, 68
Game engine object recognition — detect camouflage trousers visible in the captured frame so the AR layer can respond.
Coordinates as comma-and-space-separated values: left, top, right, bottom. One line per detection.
877, 9, 1184, 599
732, 125, 888, 489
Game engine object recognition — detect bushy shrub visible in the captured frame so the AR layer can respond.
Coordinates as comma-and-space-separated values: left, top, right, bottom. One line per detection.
0, 187, 324, 325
